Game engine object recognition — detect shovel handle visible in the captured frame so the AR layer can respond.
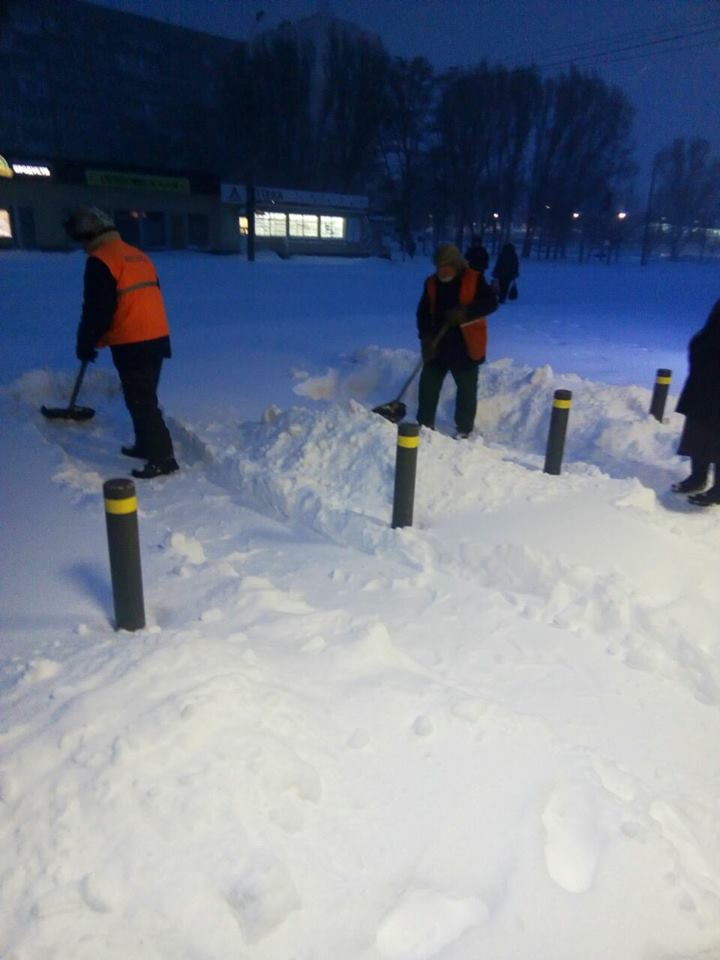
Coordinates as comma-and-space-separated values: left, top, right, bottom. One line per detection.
69, 361, 88, 408
392, 321, 451, 404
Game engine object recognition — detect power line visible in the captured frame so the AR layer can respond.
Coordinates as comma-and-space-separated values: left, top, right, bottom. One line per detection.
532, 23, 720, 71
588, 33, 720, 68
493, 13, 720, 69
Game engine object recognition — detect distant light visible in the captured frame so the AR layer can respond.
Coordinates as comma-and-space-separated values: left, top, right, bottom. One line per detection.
617, 211, 627, 220
544, 204, 551, 210
572, 211, 581, 219
492, 212, 499, 219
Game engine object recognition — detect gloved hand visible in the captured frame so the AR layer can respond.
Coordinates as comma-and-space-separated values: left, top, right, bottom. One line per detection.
421, 337, 437, 363
76, 344, 98, 362
445, 307, 466, 327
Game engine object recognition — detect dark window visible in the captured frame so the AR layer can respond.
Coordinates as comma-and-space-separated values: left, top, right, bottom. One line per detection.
115, 210, 141, 244
187, 213, 208, 248
19, 207, 37, 248
143, 211, 166, 247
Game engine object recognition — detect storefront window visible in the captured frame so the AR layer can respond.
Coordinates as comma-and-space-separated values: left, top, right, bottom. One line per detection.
289, 213, 318, 238
0, 209, 12, 239
255, 211, 287, 237
320, 216, 344, 239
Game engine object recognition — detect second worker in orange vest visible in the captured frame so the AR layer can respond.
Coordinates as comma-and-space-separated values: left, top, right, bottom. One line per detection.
66, 207, 178, 479
416, 243, 498, 438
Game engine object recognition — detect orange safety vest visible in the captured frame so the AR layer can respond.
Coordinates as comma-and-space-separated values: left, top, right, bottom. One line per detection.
91, 239, 169, 347
426, 268, 487, 361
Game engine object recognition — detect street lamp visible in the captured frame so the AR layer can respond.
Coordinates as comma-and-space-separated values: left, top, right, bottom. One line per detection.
245, 9, 265, 262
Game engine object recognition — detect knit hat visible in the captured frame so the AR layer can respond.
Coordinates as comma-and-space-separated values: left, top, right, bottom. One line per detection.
434, 243, 468, 271
63, 206, 116, 242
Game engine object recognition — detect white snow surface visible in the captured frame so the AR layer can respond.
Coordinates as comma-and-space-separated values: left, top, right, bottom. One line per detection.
1, 250, 720, 960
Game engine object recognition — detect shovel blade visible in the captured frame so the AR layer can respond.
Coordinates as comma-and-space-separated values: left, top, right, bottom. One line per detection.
41, 405, 95, 421
372, 400, 407, 424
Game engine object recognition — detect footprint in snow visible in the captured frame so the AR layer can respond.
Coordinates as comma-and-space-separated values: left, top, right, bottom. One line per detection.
376, 887, 487, 960
541, 782, 600, 893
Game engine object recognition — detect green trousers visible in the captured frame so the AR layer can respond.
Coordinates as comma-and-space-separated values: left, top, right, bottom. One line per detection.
416, 361, 479, 435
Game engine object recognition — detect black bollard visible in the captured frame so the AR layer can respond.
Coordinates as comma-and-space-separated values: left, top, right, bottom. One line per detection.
543, 389, 572, 476
649, 368, 672, 422
103, 478, 145, 631
391, 422, 420, 528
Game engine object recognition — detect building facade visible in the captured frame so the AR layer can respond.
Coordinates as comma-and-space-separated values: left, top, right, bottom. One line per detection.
0, 1, 375, 256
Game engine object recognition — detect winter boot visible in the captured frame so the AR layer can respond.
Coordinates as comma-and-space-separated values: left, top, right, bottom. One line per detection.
132, 457, 179, 480
687, 485, 720, 507
671, 473, 708, 494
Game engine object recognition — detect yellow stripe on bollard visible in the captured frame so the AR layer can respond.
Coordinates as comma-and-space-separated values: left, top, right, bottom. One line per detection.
104, 496, 138, 515
553, 398, 572, 409
397, 435, 419, 449
656, 375, 672, 385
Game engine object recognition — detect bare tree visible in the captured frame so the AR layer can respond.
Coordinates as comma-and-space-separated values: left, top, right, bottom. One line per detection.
319, 25, 391, 191
378, 56, 435, 256
653, 138, 720, 260
222, 28, 316, 188
432, 67, 491, 245
523, 67, 635, 259
432, 64, 541, 249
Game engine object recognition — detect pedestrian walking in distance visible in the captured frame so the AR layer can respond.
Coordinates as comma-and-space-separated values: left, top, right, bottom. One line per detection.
65, 207, 179, 479
416, 243, 498, 439
464, 236, 490, 275
492, 242, 519, 303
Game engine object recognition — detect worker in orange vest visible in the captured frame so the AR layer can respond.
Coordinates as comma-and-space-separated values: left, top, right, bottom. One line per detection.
416, 243, 498, 438
65, 207, 178, 479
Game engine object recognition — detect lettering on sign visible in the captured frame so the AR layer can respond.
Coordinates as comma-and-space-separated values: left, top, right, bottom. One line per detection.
12, 164, 51, 177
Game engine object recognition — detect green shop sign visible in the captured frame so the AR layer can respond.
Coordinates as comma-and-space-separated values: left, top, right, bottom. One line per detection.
86, 170, 190, 192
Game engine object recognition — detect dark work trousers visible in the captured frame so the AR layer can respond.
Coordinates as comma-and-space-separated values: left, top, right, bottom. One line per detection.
113, 354, 175, 464
417, 360, 479, 435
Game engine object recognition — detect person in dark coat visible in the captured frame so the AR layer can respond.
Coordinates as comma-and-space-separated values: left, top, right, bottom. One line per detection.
464, 237, 490, 275
492, 242, 519, 303
65, 207, 178, 479
416, 243, 498, 438
672, 298, 720, 505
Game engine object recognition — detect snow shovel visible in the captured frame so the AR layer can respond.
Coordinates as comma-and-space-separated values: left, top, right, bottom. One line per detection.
41, 361, 95, 421
372, 322, 450, 424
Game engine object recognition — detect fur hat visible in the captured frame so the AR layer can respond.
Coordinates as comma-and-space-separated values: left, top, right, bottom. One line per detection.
63, 206, 116, 242
434, 243, 467, 271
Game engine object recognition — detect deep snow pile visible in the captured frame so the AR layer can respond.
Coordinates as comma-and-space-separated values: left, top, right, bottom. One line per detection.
1, 252, 720, 960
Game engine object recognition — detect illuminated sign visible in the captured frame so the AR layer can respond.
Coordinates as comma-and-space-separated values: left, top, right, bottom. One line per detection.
0, 155, 13, 179
221, 183, 369, 209
12, 163, 51, 177
86, 170, 190, 192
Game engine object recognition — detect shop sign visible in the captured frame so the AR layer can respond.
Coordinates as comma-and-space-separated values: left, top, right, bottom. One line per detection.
86, 170, 190, 192
12, 163, 52, 177
221, 183, 247, 204
221, 183, 368, 210
0, 156, 54, 178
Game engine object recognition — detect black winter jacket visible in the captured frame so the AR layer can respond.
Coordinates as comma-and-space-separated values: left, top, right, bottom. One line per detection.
416, 270, 498, 368
676, 300, 720, 420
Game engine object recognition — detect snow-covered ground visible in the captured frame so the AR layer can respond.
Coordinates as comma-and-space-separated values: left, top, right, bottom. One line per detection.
1, 250, 719, 960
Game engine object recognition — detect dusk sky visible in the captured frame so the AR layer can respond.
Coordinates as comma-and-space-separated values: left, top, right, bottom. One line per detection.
87, 0, 720, 182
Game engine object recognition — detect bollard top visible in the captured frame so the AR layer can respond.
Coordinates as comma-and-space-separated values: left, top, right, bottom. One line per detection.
553, 388, 572, 402
656, 368, 672, 378
103, 477, 137, 499
397, 421, 420, 437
